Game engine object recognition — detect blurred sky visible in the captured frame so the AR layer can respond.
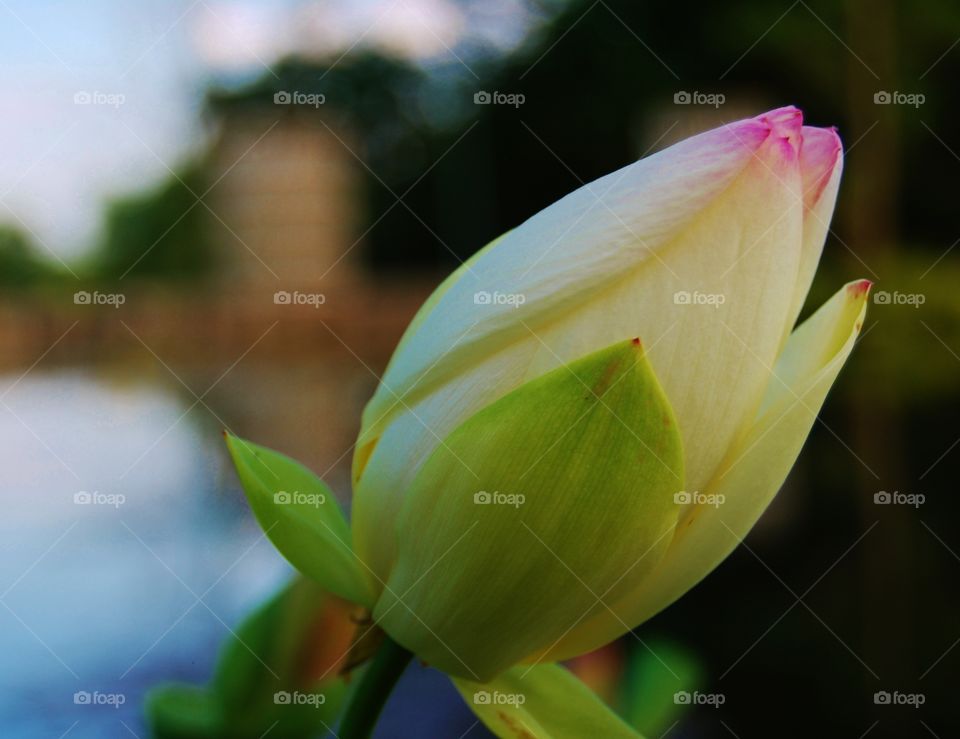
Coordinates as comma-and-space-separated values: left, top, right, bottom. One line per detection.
0, 0, 538, 261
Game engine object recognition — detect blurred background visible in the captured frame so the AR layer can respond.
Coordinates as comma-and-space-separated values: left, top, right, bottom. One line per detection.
0, 0, 957, 737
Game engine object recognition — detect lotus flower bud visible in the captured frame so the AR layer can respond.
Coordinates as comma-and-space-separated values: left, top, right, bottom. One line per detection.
347, 107, 869, 680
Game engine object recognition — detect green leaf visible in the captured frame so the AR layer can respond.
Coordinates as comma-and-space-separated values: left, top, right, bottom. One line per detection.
225, 434, 374, 606
619, 639, 703, 735
212, 578, 326, 705
145, 684, 224, 739
374, 338, 685, 680
145, 578, 358, 739
453, 663, 645, 738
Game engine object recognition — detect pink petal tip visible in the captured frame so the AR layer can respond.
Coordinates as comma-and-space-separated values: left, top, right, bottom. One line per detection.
847, 280, 873, 299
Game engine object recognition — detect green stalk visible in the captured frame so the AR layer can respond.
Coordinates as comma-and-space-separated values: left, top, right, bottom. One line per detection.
338, 636, 414, 739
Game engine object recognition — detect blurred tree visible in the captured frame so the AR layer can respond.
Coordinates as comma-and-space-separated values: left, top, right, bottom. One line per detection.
0, 224, 66, 287
94, 165, 213, 281
204, 0, 960, 274
207, 53, 446, 271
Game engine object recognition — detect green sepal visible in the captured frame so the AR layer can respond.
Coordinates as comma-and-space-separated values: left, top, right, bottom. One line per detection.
225, 434, 374, 607
375, 338, 685, 680
453, 663, 645, 738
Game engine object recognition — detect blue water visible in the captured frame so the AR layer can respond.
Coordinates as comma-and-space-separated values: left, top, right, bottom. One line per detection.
0, 372, 294, 736
0, 371, 487, 738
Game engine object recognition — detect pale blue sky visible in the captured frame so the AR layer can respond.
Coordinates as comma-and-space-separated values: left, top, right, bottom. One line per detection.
0, 0, 537, 261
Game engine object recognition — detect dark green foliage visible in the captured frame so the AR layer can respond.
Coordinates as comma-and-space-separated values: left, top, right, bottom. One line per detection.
94, 165, 213, 281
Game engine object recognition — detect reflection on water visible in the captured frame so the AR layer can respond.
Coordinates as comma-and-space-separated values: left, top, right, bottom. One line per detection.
0, 371, 290, 737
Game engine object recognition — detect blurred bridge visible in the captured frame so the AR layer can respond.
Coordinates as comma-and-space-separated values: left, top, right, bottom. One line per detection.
0, 113, 440, 483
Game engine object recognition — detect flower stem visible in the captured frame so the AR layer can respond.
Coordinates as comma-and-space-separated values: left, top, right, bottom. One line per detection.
339, 635, 413, 739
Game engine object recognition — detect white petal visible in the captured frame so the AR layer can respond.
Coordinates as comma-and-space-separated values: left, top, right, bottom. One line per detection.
359, 112, 779, 447
353, 108, 818, 584
784, 125, 843, 339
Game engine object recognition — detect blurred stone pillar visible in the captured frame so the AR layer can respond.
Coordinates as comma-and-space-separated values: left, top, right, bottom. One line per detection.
206, 111, 364, 295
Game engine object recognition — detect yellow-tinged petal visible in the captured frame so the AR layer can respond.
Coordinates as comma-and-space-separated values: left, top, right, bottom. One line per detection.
350, 231, 509, 487
373, 339, 684, 681
538, 279, 870, 661
452, 663, 645, 739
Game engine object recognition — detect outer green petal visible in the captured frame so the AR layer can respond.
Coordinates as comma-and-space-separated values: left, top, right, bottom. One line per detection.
541, 280, 870, 661
373, 339, 684, 681
452, 663, 645, 739
225, 434, 375, 607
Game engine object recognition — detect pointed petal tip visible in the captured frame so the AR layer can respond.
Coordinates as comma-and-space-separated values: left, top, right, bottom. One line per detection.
847, 279, 873, 300
761, 106, 803, 140
747, 106, 804, 162
762, 105, 803, 123
798, 131, 842, 214
727, 106, 802, 157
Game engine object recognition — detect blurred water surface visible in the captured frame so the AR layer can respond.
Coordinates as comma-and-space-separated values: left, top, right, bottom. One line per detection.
0, 370, 289, 737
